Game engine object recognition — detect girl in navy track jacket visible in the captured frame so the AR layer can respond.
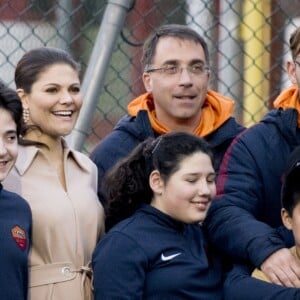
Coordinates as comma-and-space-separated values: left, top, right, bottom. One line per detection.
92, 132, 223, 299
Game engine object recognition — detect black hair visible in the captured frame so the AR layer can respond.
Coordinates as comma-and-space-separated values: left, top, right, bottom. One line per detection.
141, 24, 210, 70
281, 146, 300, 216
15, 47, 80, 93
0, 80, 22, 136
289, 26, 300, 61
103, 132, 214, 231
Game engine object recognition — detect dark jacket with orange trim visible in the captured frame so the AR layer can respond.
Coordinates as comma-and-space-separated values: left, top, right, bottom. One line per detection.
90, 91, 244, 205
205, 106, 300, 268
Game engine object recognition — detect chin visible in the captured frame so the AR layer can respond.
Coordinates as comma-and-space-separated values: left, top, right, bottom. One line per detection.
0, 171, 9, 182
195, 213, 207, 224
187, 216, 205, 224
59, 127, 74, 136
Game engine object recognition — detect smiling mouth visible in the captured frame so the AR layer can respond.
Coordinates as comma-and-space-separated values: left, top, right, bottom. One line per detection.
0, 160, 9, 168
53, 111, 73, 117
191, 201, 210, 209
174, 95, 196, 100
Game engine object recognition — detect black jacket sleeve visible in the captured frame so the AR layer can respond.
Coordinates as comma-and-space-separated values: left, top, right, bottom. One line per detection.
205, 128, 290, 267
224, 264, 300, 300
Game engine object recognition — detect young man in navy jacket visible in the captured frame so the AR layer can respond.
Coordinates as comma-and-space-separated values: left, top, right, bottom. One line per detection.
206, 26, 300, 288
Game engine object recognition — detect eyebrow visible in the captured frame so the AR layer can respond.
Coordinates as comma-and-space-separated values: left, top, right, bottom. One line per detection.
185, 171, 216, 177
43, 82, 80, 87
5, 129, 17, 135
208, 172, 216, 178
161, 59, 206, 66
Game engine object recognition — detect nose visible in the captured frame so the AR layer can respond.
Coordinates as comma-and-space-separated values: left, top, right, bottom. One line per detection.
0, 140, 8, 155
198, 179, 213, 196
178, 67, 193, 86
60, 91, 74, 104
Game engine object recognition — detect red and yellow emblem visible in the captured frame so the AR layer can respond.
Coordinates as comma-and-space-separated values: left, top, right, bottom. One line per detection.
11, 225, 27, 251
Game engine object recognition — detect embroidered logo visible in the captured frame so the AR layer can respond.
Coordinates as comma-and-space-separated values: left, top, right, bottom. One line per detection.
11, 225, 27, 251
161, 252, 181, 261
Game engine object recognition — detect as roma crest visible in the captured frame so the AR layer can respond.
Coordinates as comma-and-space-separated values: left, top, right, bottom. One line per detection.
11, 225, 27, 251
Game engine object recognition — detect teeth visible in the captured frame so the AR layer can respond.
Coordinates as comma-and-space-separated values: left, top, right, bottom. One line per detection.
54, 111, 72, 116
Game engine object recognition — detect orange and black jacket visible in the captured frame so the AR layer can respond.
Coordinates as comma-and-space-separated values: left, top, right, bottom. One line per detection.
90, 91, 244, 205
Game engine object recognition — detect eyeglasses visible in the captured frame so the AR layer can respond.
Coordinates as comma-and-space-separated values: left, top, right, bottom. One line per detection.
145, 63, 210, 76
294, 61, 300, 67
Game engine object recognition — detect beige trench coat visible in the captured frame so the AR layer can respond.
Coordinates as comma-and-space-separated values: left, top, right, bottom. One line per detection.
4, 142, 105, 300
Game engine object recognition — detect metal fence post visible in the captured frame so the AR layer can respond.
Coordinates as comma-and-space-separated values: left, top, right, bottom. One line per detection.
218, 0, 243, 123
70, 0, 135, 151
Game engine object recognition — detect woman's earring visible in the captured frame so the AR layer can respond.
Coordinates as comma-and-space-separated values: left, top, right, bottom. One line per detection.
23, 107, 30, 124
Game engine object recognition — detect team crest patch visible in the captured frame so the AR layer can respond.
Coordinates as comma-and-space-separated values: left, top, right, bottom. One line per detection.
11, 225, 27, 251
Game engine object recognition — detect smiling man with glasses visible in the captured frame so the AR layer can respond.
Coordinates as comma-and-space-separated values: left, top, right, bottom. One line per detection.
90, 24, 244, 206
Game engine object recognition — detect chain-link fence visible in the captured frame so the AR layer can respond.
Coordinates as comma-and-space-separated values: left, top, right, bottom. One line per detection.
1, 0, 300, 153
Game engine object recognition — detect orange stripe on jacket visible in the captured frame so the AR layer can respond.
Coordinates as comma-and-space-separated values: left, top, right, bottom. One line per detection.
127, 90, 235, 137
273, 85, 300, 127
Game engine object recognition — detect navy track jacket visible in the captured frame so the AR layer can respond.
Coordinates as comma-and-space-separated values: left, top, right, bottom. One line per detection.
92, 205, 223, 299
206, 108, 300, 266
0, 184, 31, 300
205, 108, 300, 299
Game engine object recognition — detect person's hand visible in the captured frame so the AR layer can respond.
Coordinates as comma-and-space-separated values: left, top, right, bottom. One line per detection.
261, 248, 300, 287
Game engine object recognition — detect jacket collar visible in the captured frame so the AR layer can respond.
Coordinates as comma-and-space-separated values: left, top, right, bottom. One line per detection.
127, 91, 235, 137
139, 204, 186, 232
15, 138, 89, 176
273, 84, 300, 127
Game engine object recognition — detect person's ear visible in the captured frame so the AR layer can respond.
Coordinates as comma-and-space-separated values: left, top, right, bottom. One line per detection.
142, 72, 153, 93
281, 208, 293, 230
286, 60, 297, 85
149, 170, 163, 195
17, 89, 29, 108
